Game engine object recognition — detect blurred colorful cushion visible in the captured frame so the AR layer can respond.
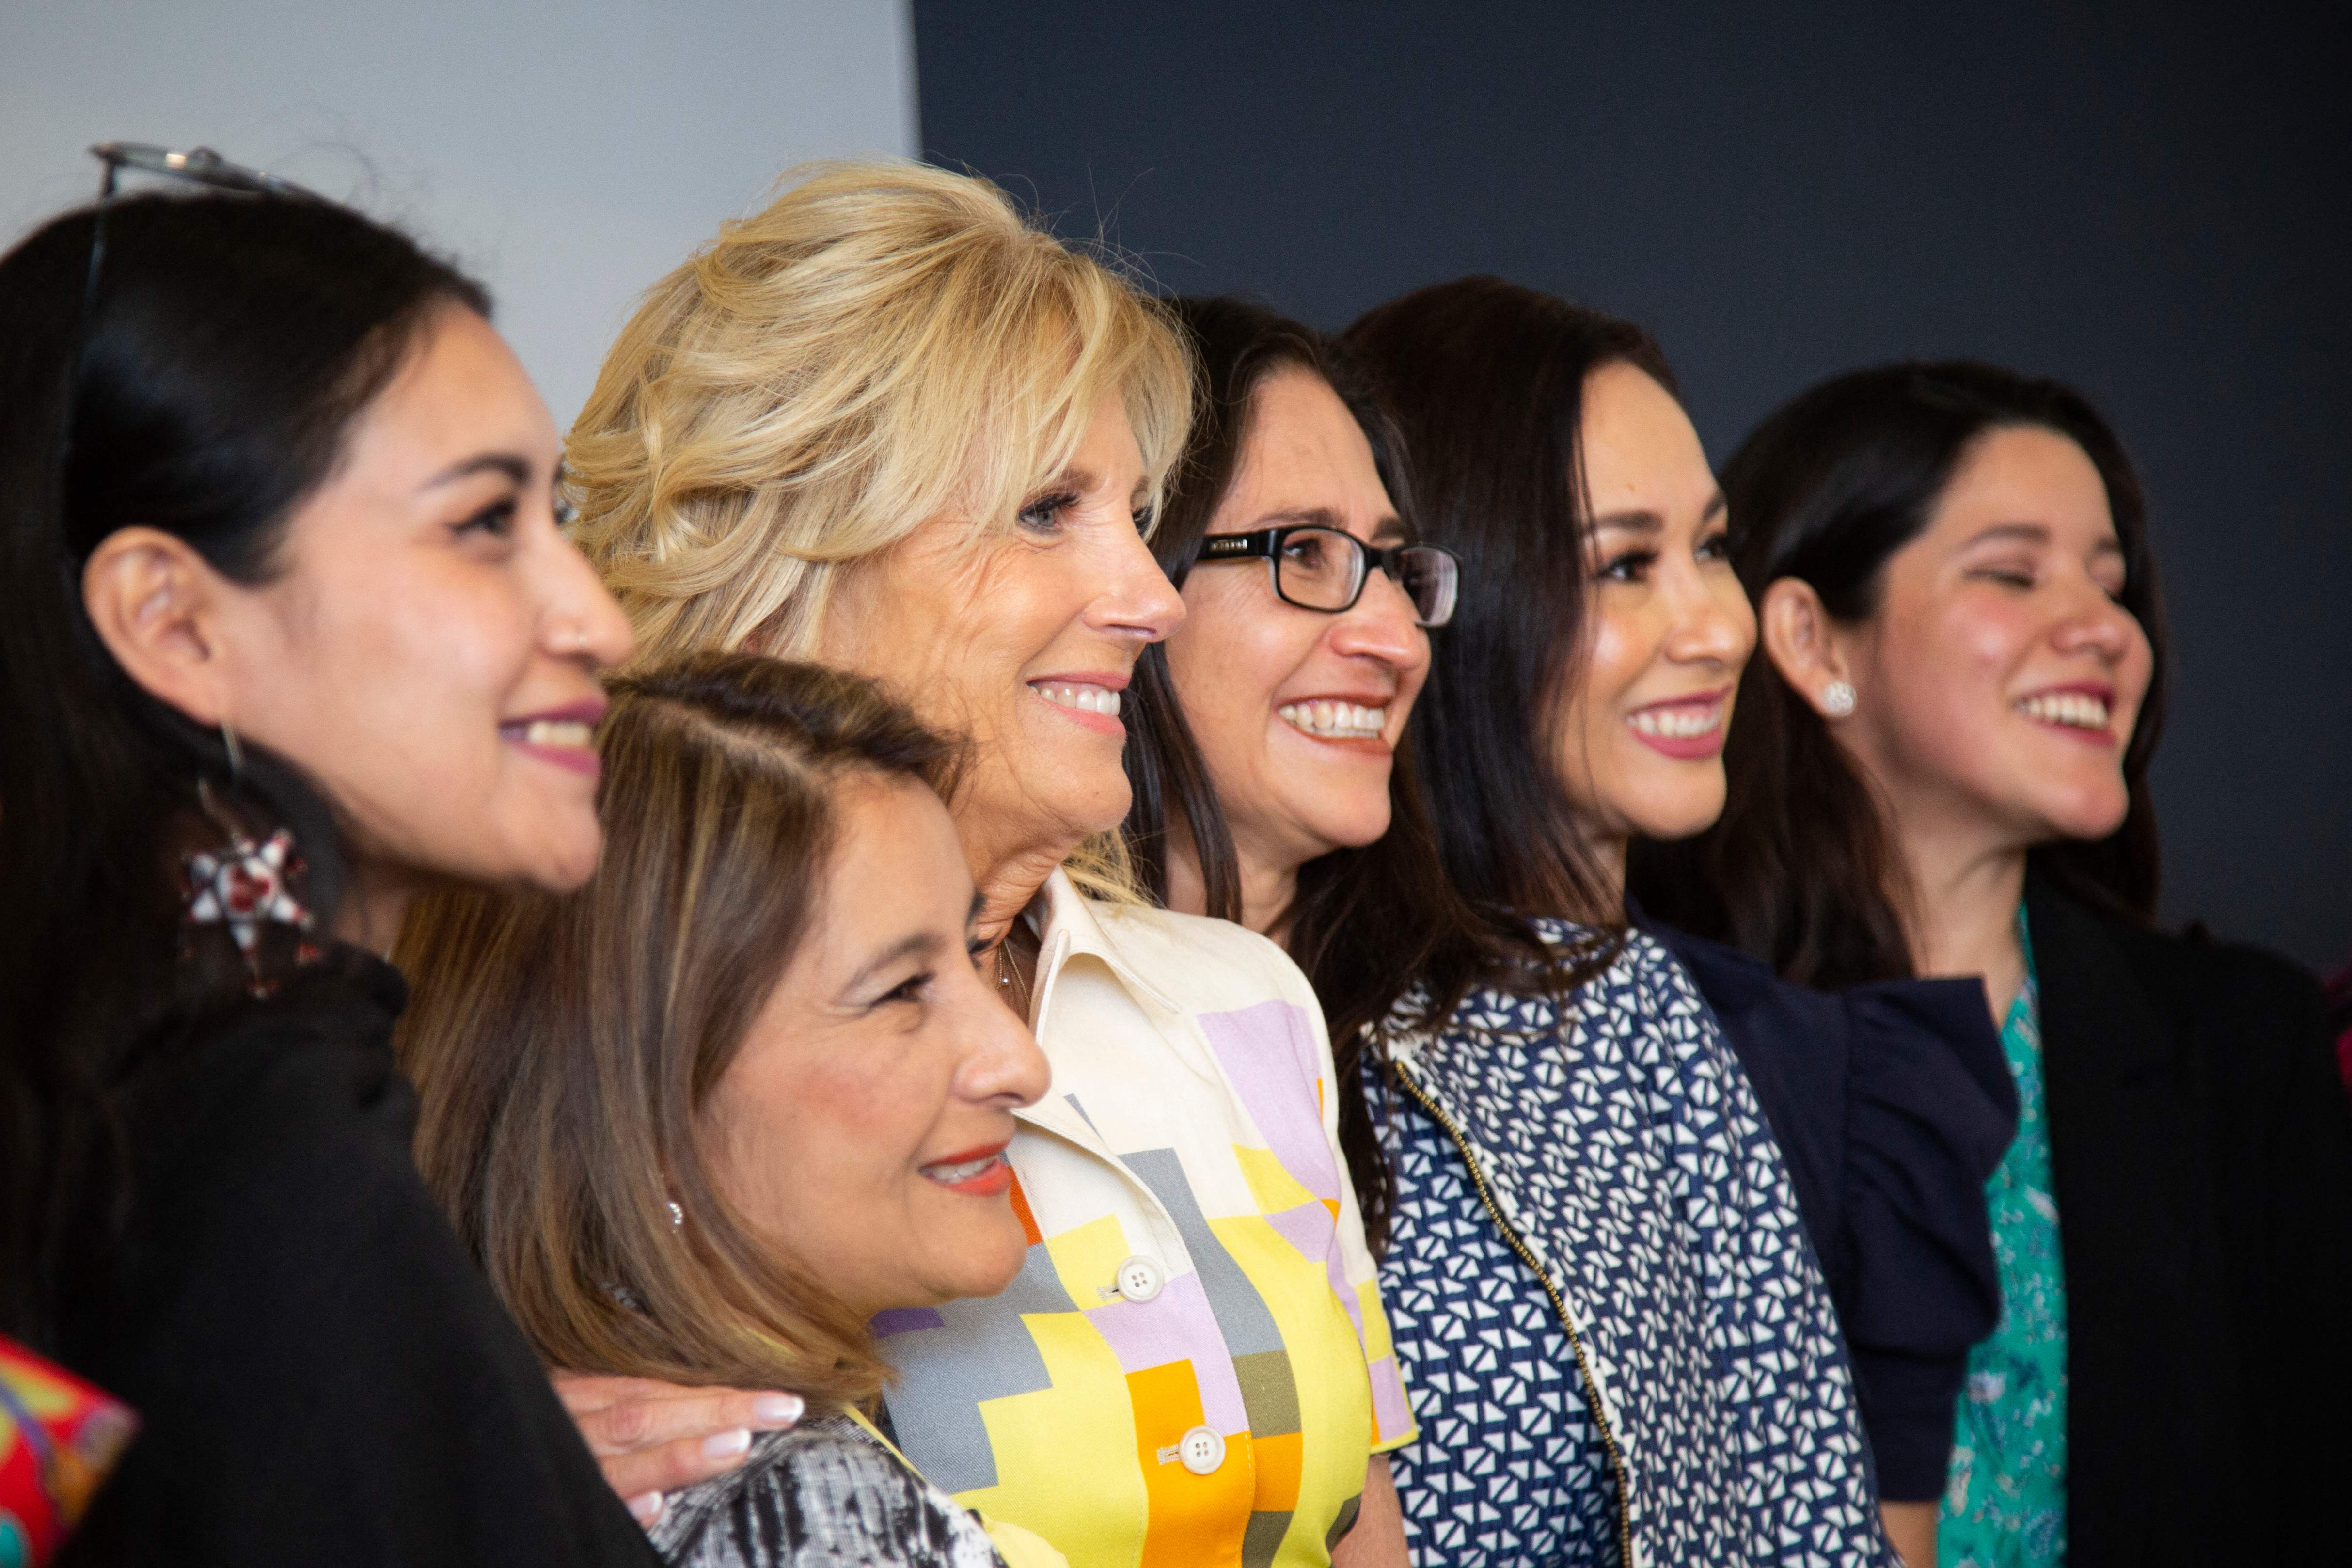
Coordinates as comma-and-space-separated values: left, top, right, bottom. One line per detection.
0, 1337, 136, 1568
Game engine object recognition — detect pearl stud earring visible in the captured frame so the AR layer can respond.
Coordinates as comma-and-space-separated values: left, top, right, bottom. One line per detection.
1821, 680, 1856, 718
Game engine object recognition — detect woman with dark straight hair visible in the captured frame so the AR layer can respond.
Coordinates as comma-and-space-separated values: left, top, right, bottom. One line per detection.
1122, 292, 1900, 1566
0, 162, 658, 1564
1633, 361, 2352, 1568
1120, 297, 1528, 1242
1346, 282, 2027, 1567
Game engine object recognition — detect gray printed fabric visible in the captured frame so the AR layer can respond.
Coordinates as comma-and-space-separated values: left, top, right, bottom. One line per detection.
1379, 924, 1899, 1568
651, 1415, 1007, 1568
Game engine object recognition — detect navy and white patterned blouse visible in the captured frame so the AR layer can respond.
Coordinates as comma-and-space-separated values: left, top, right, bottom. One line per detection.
1373, 923, 1897, 1568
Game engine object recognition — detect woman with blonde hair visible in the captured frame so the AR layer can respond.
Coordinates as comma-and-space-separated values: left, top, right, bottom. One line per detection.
402, 653, 1058, 1568
548, 163, 1415, 1568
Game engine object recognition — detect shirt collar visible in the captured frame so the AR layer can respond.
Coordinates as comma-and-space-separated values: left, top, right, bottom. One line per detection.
1028, 868, 1181, 1023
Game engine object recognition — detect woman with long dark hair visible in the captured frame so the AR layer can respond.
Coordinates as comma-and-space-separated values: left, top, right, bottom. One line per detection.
1121, 293, 1900, 1566
1345, 284, 2033, 1566
1632, 361, 2352, 1568
0, 161, 659, 1563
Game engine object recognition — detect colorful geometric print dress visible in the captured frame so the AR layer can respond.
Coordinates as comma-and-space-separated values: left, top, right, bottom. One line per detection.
1940, 911, 2068, 1568
875, 874, 1414, 1568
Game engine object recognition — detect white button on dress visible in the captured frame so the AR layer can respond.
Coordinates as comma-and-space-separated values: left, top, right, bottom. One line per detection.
1178, 1425, 1226, 1476
1114, 1255, 1165, 1303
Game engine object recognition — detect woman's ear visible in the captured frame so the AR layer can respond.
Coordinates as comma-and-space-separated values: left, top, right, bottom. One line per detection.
81, 526, 238, 727
1757, 576, 1859, 721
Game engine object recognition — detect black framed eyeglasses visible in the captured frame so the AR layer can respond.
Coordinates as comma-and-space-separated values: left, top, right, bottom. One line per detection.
1194, 525, 1461, 627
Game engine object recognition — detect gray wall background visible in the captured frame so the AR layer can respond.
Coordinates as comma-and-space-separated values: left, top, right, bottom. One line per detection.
1, 0, 917, 427
916, 0, 2352, 971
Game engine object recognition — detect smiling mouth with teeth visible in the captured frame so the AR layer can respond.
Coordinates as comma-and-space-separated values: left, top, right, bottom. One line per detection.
1278, 700, 1389, 740
2015, 691, 2112, 731
922, 1152, 1002, 1183
1627, 707, 1721, 739
918, 1147, 1013, 1196
1035, 684, 1121, 718
516, 719, 594, 748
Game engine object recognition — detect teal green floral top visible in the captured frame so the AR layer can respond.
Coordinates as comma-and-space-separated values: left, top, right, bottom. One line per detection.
1940, 909, 2067, 1566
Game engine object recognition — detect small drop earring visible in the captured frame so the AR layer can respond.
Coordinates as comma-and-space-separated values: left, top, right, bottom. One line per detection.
1821, 680, 1857, 718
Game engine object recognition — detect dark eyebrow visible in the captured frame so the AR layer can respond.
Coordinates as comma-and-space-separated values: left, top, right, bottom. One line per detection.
1253, 507, 1347, 530
1587, 492, 1725, 534
421, 452, 531, 492
1961, 522, 2051, 548
1961, 522, 2128, 572
1252, 506, 1405, 546
845, 928, 950, 994
1587, 509, 1664, 535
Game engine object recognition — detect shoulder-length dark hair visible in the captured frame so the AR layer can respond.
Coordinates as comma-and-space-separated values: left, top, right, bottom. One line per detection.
0, 190, 489, 1348
1342, 275, 1672, 933
1122, 295, 1540, 1247
1630, 359, 2169, 986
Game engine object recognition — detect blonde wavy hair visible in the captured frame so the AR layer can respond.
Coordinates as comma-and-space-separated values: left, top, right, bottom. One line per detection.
567, 159, 1189, 899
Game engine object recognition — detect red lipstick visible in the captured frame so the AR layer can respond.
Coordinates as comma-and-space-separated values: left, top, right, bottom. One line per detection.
919, 1143, 1015, 1198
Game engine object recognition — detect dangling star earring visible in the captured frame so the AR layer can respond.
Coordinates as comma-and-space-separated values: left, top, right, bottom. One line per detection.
1821, 680, 1857, 718
183, 775, 315, 995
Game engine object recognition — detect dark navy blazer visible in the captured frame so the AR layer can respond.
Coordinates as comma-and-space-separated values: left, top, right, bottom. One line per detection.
1637, 910, 2019, 1501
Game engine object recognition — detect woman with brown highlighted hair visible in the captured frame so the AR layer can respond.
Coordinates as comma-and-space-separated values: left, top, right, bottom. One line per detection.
401, 653, 1058, 1568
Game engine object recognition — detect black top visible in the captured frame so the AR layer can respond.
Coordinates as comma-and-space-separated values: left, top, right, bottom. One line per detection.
57, 950, 659, 1568
1639, 911, 2019, 1501
2025, 877, 2352, 1568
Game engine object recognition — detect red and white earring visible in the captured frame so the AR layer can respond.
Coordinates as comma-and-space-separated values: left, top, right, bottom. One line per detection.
182, 724, 315, 993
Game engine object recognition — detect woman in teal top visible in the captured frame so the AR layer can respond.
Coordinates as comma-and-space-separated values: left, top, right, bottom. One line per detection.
1942, 912, 2064, 1566
1632, 359, 2352, 1568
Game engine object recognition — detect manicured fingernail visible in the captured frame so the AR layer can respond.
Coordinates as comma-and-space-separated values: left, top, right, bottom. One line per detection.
753, 1394, 804, 1425
627, 1490, 664, 1527
702, 1427, 752, 1460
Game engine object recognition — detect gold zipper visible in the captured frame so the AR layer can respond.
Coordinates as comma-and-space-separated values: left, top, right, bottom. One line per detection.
1389, 1058, 1636, 1568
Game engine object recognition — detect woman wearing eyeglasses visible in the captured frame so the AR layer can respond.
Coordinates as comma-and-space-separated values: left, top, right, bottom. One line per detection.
1121, 292, 1912, 1566
0, 164, 658, 1563
543, 163, 1415, 1568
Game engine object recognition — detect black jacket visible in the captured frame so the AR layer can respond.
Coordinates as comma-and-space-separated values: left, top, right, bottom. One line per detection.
59, 952, 658, 1568
1643, 914, 2018, 1500
2026, 877, 2352, 1568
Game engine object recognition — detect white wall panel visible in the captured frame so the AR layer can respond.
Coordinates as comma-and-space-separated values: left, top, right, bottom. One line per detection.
0, 0, 917, 423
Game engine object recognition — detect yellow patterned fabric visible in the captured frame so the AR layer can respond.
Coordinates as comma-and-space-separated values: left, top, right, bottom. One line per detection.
874, 872, 1413, 1568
